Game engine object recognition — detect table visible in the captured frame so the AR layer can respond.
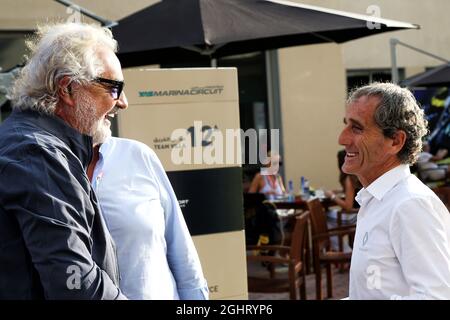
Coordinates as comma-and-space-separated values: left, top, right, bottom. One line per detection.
265, 197, 338, 274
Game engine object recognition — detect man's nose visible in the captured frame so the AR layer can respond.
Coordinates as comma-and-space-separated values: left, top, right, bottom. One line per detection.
116, 91, 128, 110
338, 126, 349, 146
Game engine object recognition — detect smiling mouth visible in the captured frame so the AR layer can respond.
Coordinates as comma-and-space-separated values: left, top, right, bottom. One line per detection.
346, 152, 358, 158
105, 109, 118, 120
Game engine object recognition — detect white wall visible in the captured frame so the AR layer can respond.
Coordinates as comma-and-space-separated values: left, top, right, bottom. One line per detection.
279, 43, 347, 191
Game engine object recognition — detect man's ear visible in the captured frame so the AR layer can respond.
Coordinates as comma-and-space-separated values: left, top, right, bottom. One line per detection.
391, 130, 407, 154
58, 76, 75, 107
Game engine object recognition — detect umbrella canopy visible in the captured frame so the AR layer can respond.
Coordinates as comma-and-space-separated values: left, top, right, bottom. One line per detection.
113, 0, 419, 67
401, 64, 450, 88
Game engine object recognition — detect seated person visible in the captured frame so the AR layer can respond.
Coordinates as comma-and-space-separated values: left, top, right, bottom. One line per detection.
248, 152, 286, 200
417, 143, 449, 181
248, 151, 286, 245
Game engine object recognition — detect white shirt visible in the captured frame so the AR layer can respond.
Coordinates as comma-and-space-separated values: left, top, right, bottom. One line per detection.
92, 137, 208, 300
349, 164, 450, 300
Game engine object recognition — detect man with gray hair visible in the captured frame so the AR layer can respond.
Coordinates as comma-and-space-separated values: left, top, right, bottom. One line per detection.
0, 22, 128, 299
339, 82, 450, 299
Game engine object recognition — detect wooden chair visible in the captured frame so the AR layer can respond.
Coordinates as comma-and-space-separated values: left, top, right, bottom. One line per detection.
307, 199, 355, 300
246, 212, 309, 300
266, 200, 312, 274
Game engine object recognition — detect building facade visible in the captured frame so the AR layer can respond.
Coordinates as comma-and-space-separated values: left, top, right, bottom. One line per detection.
1, 0, 449, 190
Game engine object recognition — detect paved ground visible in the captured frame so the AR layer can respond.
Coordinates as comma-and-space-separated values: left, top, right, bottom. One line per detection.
247, 261, 349, 300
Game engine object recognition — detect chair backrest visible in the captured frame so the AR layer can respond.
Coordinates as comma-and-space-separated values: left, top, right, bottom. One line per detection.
307, 198, 330, 248
289, 212, 309, 261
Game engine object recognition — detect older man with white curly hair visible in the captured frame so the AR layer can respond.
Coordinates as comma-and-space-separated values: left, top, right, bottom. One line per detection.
0, 22, 128, 299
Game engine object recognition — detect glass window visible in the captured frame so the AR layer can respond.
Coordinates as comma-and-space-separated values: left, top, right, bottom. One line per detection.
346, 68, 405, 93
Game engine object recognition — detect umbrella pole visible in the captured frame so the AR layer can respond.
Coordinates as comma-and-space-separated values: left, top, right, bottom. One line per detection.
390, 39, 399, 84
54, 0, 118, 28
390, 38, 449, 84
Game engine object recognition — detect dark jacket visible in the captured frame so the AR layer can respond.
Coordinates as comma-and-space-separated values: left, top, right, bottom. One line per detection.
0, 109, 125, 299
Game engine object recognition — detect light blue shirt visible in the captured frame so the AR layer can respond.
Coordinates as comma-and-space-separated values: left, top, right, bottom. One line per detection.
92, 137, 208, 300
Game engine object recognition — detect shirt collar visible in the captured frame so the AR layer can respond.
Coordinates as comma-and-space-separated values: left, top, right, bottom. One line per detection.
98, 136, 114, 160
12, 109, 94, 168
95, 136, 117, 174
355, 164, 410, 206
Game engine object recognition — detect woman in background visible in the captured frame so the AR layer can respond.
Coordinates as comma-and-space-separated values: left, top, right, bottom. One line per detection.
248, 151, 287, 245
249, 152, 286, 199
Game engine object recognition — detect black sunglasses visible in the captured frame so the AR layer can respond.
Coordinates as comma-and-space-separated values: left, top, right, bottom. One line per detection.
93, 77, 124, 100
